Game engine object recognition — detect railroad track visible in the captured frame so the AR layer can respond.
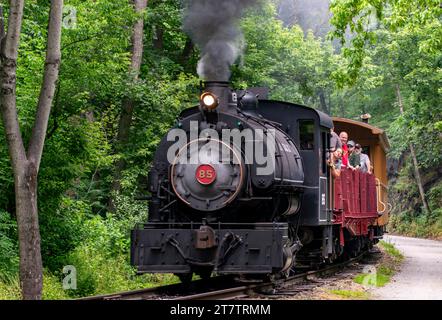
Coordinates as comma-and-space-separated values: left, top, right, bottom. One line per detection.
78, 275, 240, 300
79, 252, 367, 301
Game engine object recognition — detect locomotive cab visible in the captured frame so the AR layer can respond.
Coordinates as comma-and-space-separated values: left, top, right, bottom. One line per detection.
256, 101, 337, 262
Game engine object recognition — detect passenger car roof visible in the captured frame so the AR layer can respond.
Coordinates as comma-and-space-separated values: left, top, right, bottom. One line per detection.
332, 117, 390, 152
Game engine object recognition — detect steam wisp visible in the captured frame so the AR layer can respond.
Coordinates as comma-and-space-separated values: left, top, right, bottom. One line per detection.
183, 0, 259, 81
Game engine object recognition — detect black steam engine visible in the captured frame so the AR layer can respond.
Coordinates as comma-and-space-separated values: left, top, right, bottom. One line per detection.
131, 81, 374, 281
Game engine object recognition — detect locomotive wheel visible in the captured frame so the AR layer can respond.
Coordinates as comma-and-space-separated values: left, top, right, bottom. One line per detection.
176, 272, 193, 284
195, 269, 212, 280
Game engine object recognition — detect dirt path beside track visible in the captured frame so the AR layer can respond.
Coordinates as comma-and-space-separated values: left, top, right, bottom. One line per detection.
372, 235, 442, 300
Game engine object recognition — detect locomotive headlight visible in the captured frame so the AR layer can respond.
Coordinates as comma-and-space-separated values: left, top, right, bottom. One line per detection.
200, 92, 218, 110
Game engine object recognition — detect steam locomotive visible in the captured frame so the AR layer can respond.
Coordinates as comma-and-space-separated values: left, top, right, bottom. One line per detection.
130, 81, 389, 281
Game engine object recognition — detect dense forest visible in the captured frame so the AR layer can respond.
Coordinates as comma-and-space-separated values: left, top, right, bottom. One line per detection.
0, 0, 440, 299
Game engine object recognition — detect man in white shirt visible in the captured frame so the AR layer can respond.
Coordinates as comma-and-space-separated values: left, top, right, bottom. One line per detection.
355, 143, 371, 174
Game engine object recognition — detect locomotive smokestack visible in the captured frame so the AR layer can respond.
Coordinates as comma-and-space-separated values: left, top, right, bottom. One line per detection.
201, 81, 236, 112
183, 0, 259, 81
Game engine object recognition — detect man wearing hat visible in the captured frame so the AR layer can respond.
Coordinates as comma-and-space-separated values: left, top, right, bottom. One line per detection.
348, 140, 360, 170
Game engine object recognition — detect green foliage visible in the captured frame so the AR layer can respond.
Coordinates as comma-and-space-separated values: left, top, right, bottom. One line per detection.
1, 0, 195, 298
354, 241, 403, 288
42, 273, 70, 300
353, 266, 392, 287
427, 181, 442, 212
329, 0, 382, 84
0, 211, 19, 280
330, 0, 441, 85
0, 272, 72, 300
390, 164, 442, 239
64, 243, 178, 298
0, 277, 21, 300
65, 244, 133, 297
378, 241, 404, 261
389, 210, 442, 239
233, 3, 339, 111
115, 73, 199, 196
57, 206, 177, 297
328, 289, 370, 299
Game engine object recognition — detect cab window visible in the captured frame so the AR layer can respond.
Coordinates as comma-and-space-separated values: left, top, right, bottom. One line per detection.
299, 120, 315, 150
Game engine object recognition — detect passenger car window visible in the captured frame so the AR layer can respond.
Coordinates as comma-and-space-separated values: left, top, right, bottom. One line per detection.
298, 120, 315, 150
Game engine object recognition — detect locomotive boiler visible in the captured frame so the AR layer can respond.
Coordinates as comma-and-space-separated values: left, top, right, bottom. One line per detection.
130, 81, 389, 281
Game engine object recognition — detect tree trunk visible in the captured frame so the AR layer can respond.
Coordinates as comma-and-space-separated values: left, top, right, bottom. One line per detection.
318, 89, 329, 114
0, 5, 5, 48
179, 37, 194, 65
16, 162, 42, 300
327, 91, 331, 115
339, 95, 345, 117
153, 25, 163, 50
0, 0, 63, 299
395, 84, 431, 214
110, 0, 147, 201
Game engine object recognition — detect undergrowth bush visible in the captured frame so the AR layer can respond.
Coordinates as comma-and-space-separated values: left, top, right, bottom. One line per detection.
389, 179, 442, 239
65, 244, 177, 298
48, 197, 176, 298
0, 210, 19, 280
389, 210, 442, 239
0, 197, 177, 299
0, 272, 69, 300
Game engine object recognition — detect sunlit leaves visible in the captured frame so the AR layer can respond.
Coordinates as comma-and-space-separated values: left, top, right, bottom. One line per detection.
330, 0, 441, 83
232, 3, 340, 110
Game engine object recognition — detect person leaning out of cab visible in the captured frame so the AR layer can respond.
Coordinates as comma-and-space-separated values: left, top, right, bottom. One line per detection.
328, 147, 343, 178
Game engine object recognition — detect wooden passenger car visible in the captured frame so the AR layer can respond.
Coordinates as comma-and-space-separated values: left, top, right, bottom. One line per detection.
332, 117, 390, 227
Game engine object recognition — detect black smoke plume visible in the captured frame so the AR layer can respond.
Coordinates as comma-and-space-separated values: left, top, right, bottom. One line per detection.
183, 0, 259, 81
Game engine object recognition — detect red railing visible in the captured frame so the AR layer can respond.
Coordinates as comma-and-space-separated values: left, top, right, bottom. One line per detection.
332, 168, 378, 236
333, 168, 377, 215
